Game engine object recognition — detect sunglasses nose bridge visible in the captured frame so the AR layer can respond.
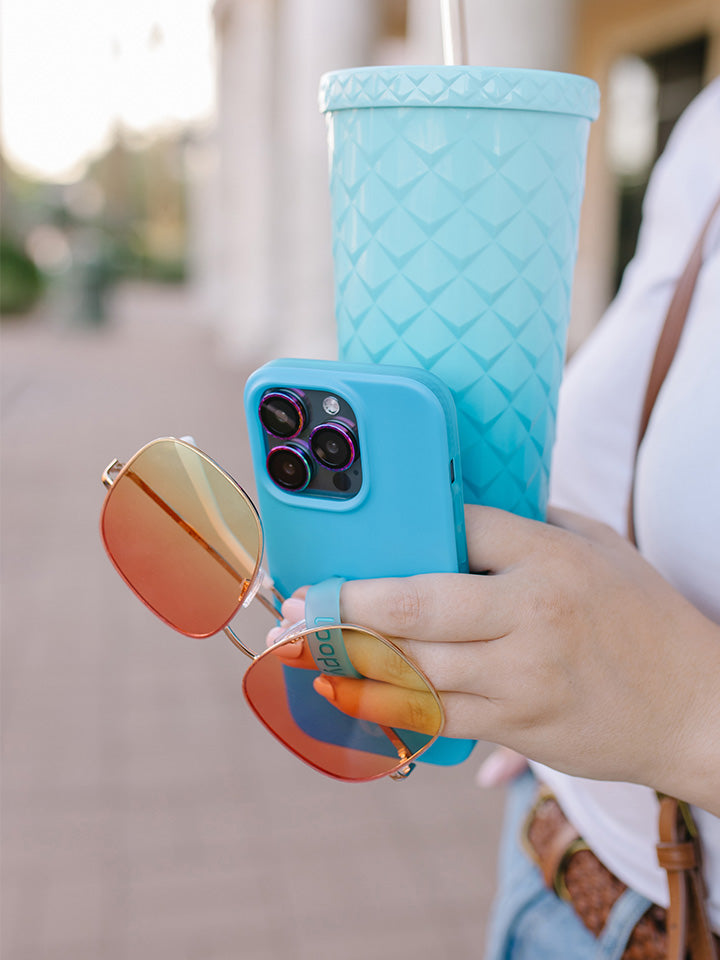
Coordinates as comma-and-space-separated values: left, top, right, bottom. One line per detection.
244, 570, 285, 618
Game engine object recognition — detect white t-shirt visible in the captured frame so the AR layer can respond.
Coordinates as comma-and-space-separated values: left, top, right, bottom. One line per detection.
531, 77, 720, 930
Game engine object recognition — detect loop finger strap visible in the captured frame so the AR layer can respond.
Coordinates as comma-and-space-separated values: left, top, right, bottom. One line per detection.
304, 577, 363, 679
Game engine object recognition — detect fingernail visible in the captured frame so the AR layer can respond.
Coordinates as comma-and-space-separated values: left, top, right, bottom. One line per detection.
313, 675, 336, 702
281, 598, 305, 622
273, 637, 305, 659
266, 617, 294, 643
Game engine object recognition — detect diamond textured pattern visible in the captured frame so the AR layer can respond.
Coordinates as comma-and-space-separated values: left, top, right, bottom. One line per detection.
319, 65, 600, 119
322, 67, 598, 518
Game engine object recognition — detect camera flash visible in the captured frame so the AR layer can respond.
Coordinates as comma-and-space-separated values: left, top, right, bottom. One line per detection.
322, 396, 341, 416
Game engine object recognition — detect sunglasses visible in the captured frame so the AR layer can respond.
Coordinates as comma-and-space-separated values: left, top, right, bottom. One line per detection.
99, 437, 444, 782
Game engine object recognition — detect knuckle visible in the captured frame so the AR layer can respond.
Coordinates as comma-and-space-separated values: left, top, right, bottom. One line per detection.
528, 585, 567, 630
385, 579, 426, 634
404, 692, 435, 735
525, 538, 595, 629
376, 644, 409, 685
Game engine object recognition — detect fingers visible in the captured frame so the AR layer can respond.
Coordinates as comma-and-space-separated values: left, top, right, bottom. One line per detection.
280, 597, 306, 622
270, 627, 514, 743
266, 624, 441, 689
270, 507, 546, 652
269, 626, 448, 690
340, 571, 514, 644
267, 636, 318, 670
465, 502, 618, 555
266, 621, 491, 697
341, 628, 429, 691
312, 670, 516, 744
546, 506, 623, 545
464, 504, 549, 572
313, 675, 442, 737
264, 597, 307, 648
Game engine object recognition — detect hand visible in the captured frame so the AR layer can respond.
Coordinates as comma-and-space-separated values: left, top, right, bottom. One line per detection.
274, 506, 720, 814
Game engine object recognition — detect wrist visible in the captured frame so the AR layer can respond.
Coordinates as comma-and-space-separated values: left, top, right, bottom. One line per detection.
652, 616, 720, 816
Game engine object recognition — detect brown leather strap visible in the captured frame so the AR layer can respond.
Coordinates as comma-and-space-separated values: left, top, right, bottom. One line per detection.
657, 795, 719, 960
627, 194, 720, 544
627, 194, 720, 960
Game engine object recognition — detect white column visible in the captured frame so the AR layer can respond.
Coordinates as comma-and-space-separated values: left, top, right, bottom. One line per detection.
210, 0, 378, 363
271, 0, 377, 360
213, 0, 277, 361
185, 128, 222, 326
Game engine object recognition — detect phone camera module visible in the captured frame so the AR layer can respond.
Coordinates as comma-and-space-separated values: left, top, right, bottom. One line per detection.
310, 424, 356, 471
267, 445, 312, 491
259, 390, 305, 439
332, 472, 352, 493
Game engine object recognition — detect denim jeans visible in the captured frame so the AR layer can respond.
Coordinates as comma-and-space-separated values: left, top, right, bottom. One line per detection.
484, 771, 653, 960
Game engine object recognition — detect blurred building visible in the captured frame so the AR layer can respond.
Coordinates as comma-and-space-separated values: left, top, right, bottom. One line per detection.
198, 0, 720, 361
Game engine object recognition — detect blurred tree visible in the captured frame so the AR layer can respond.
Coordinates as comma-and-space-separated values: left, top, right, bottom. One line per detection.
0, 128, 190, 320
0, 159, 46, 315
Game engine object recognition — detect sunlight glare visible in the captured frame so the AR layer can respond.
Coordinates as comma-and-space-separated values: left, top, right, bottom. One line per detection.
0, 0, 216, 182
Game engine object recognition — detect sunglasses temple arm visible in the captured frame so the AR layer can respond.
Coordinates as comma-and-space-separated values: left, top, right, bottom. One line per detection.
247, 567, 285, 617
256, 586, 285, 617
269, 580, 286, 608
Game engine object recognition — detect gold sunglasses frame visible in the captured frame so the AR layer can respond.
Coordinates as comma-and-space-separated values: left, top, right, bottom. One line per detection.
100, 438, 445, 780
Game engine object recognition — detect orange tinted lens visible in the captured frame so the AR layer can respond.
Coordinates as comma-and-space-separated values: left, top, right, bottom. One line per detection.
243, 627, 443, 782
101, 439, 262, 636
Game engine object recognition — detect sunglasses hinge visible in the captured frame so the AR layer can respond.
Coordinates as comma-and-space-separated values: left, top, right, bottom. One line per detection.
389, 763, 415, 781
102, 459, 124, 489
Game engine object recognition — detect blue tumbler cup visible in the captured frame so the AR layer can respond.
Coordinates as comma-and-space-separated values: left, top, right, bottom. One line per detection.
320, 66, 599, 518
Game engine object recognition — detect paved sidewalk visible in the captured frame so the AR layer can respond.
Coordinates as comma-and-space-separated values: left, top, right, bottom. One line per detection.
1, 285, 505, 960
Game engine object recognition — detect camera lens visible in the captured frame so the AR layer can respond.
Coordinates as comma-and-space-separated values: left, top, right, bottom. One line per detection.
310, 424, 356, 471
259, 391, 305, 439
266, 445, 312, 491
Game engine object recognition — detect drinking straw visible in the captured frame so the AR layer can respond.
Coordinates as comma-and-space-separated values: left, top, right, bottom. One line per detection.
440, 0, 468, 65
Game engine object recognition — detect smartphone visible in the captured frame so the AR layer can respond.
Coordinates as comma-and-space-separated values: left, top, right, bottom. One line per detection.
244, 358, 475, 766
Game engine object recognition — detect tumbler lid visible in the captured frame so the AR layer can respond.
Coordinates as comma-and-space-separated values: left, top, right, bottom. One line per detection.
319, 65, 600, 121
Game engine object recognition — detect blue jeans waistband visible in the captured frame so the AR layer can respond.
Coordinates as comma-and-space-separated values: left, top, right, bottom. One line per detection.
484, 771, 652, 960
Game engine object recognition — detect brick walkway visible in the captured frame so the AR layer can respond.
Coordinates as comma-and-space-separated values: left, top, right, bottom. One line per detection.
1, 285, 505, 960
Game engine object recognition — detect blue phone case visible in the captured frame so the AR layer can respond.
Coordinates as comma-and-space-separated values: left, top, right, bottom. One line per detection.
244, 358, 475, 766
